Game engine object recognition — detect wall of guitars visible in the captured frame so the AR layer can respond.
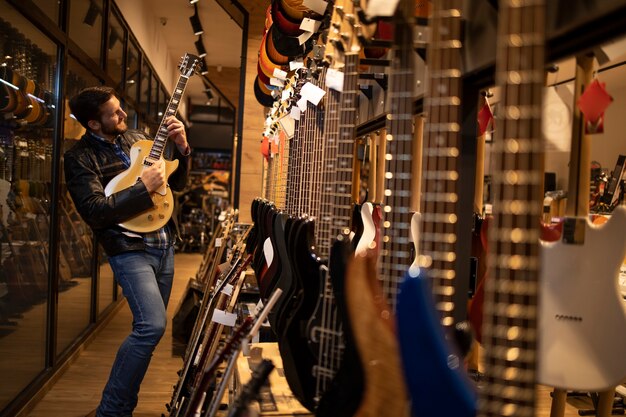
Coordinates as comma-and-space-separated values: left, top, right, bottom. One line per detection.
0, 0, 177, 415
224, 1, 626, 417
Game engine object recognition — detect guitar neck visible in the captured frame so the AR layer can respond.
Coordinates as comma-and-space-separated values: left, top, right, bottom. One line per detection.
565, 55, 594, 218
148, 74, 190, 161
330, 53, 360, 241
378, 0, 419, 312
419, 0, 464, 327
478, 1, 545, 416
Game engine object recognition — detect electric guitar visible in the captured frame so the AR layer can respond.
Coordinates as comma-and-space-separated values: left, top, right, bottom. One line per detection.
538, 53, 626, 391
395, 1, 476, 416
104, 54, 200, 233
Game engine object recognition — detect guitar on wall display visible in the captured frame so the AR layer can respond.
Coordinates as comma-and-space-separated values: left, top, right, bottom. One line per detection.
395, 0, 476, 416
538, 53, 626, 392
104, 53, 200, 233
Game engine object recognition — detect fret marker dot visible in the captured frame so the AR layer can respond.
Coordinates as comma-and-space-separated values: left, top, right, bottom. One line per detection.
506, 347, 520, 361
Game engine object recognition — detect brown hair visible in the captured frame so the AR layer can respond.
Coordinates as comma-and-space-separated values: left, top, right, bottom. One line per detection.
68, 86, 117, 129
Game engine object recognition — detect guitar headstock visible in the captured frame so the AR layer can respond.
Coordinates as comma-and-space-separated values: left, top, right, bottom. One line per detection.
178, 53, 201, 77
324, 0, 361, 68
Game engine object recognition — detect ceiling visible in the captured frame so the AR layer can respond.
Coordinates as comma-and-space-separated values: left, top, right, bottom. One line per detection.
138, 0, 244, 108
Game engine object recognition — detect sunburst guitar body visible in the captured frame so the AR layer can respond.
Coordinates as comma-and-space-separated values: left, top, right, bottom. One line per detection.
104, 139, 179, 233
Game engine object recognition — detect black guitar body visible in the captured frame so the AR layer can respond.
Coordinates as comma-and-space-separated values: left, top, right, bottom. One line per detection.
315, 236, 364, 417
252, 201, 271, 293
246, 199, 260, 256
351, 203, 364, 251
276, 216, 322, 411
267, 211, 297, 335
259, 206, 282, 299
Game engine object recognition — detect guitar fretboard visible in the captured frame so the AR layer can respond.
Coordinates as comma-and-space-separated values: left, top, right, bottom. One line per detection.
147, 74, 190, 162
478, 1, 545, 416
419, 0, 463, 328
380, 0, 418, 313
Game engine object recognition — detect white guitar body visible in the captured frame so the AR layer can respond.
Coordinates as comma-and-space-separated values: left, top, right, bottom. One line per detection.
355, 202, 377, 256
538, 206, 626, 391
409, 211, 420, 275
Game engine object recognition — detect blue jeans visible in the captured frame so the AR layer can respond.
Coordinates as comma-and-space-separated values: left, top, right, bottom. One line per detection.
97, 246, 175, 417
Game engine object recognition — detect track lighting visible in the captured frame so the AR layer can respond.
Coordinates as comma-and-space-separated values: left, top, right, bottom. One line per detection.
189, 6, 203, 36
83, 1, 101, 26
189, 0, 199, 3
200, 58, 208, 75
195, 37, 207, 58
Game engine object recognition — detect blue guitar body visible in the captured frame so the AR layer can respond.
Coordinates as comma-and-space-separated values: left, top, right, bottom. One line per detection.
397, 269, 477, 417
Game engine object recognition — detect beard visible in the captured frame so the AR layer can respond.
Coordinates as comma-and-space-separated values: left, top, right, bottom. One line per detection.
100, 119, 128, 137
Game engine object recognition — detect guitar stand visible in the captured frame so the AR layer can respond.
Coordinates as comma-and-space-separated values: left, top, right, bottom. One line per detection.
555, 391, 625, 416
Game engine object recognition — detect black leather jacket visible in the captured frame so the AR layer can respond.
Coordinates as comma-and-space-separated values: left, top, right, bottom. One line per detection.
63, 129, 190, 256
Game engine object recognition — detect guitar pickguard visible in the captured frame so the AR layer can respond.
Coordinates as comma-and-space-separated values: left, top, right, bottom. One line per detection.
538, 206, 626, 390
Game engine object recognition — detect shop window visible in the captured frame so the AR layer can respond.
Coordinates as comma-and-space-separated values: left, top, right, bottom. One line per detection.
139, 59, 150, 116
57, 56, 100, 356
32, 0, 60, 25
107, 11, 125, 90
0, 2, 58, 409
150, 73, 159, 120
69, 0, 103, 66
125, 38, 140, 104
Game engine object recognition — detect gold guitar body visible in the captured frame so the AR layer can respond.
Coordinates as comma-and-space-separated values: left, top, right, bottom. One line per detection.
104, 139, 179, 233
345, 251, 410, 417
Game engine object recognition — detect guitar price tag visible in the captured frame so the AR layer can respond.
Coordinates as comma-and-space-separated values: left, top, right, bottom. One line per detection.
326, 68, 344, 92
221, 283, 234, 296
297, 97, 308, 112
215, 237, 223, 247
290, 106, 301, 121
272, 68, 288, 81
290, 59, 305, 71
279, 115, 296, 138
300, 18, 321, 34
365, 0, 400, 16
270, 77, 285, 88
301, 82, 326, 106
303, 0, 328, 15
211, 309, 237, 327
298, 31, 314, 45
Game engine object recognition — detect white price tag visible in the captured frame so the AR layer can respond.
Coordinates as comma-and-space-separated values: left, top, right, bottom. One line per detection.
326, 68, 345, 92
290, 59, 305, 71
221, 283, 234, 296
215, 237, 222, 247
365, 0, 401, 17
272, 68, 288, 80
303, 0, 328, 15
301, 81, 326, 106
290, 106, 301, 121
297, 97, 308, 112
279, 115, 296, 138
270, 77, 285, 87
254, 299, 264, 316
298, 31, 314, 45
300, 18, 321, 33
211, 309, 238, 327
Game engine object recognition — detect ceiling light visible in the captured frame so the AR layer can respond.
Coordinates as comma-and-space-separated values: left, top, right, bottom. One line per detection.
189, 0, 199, 3
189, 7, 203, 36
200, 58, 208, 75
195, 37, 207, 58
83, 1, 101, 26
205, 88, 214, 101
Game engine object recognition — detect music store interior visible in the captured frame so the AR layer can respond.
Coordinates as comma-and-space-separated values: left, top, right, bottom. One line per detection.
1, 0, 626, 416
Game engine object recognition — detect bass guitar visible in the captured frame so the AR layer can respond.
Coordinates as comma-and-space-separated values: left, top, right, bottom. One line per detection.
104, 54, 200, 233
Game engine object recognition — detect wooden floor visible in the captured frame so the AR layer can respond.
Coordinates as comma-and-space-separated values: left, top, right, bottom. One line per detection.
23, 253, 602, 417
